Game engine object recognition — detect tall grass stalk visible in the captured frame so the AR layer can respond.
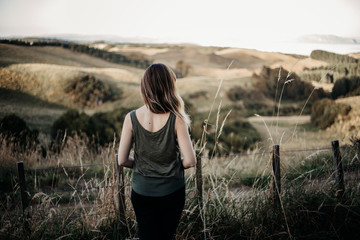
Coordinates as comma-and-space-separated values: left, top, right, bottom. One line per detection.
272, 66, 282, 120
199, 60, 233, 152
254, 114, 274, 145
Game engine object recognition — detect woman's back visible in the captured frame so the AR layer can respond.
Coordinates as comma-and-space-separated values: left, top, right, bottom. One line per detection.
130, 106, 185, 197
135, 106, 170, 133
117, 63, 196, 240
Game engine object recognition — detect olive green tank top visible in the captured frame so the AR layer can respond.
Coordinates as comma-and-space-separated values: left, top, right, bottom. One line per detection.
130, 110, 185, 197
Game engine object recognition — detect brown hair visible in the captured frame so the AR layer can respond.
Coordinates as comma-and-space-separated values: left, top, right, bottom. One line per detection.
141, 63, 190, 127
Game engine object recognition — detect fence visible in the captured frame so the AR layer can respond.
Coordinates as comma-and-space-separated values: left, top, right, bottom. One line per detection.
16, 139, 358, 228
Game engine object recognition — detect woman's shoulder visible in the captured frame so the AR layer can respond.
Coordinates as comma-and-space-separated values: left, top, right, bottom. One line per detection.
126, 106, 145, 118
133, 105, 146, 116
174, 114, 187, 133
124, 107, 143, 127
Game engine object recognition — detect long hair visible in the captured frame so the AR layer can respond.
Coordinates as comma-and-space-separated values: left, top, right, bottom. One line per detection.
141, 63, 190, 127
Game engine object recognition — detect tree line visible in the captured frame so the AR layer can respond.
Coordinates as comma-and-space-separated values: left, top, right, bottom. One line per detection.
0, 39, 152, 69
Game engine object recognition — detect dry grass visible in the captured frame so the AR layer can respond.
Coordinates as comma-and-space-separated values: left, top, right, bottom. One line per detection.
1, 109, 359, 239
1, 41, 360, 239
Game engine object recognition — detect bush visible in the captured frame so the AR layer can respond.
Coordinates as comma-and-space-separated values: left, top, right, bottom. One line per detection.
253, 66, 327, 103
175, 60, 193, 78
64, 74, 121, 107
227, 86, 266, 102
0, 114, 39, 151
87, 108, 129, 146
331, 76, 360, 99
311, 99, 351, 129
300, 63, 360, 84
310, 50, 358, 64
51, 109, 90, 140
51, 108, 130, 149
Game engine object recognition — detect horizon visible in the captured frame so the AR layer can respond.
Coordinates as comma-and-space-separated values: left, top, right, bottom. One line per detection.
1, 0, 360, 55
2, 33, 360, 56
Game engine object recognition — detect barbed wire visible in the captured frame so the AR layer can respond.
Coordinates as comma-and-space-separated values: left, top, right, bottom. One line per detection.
29, 185, 111, 195
280, 147, 332, 153
26, 163, 110, 172
29, 183, 133, 196
218, 175, 270, 182
202, 145, 351, 160
208, 151, 271, 159
47, 210, 116, 220
24, 144, 354, 172
9, 142, 358, 224
216, 164, 360, 182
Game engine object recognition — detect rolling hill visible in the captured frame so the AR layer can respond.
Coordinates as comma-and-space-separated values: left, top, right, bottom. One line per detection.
1, 40, 356, 139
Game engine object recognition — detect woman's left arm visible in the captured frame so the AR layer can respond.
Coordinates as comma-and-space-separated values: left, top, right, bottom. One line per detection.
117, 113, 134, 168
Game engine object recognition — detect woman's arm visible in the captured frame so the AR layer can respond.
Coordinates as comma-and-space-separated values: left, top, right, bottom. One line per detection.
117, 113, 134, 168
176, 116, 196, 169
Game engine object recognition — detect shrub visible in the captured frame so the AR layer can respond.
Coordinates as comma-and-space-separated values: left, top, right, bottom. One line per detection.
188, 90, 208, 99
311, 98, 351, 129
300, 63, 360, 83
51, 109, 90, 140
310, 50, 358, 64
253, 66, 327, 103
175, 60, 193, 78
64, 74, 121, 107
0, 114, 39, 151
227, 86, 266, 102
87, 108, 129, 146
51, 108, 130, 149
331, 76, 360, 99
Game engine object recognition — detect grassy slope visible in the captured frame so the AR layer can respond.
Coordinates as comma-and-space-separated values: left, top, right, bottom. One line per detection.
0, 43, 144, 132
0, 42, 344, 142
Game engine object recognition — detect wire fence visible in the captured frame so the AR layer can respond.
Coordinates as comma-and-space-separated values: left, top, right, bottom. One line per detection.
23, 144, 358, 195
14, 141, 359, 221
26, 162, 109, 172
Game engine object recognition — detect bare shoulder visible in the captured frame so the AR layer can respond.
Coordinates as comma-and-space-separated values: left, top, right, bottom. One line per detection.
123, 111, 133, 130
175, 114, 187, 133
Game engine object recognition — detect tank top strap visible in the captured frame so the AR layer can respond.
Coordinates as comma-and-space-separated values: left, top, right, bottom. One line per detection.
129, 110, 137, 127
167, 112, 176, 132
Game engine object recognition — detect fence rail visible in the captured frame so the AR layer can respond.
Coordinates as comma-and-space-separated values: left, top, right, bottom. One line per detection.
15, 140, 358, 228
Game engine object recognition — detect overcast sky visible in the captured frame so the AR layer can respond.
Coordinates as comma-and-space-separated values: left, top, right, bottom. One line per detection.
1, 0, 359, 53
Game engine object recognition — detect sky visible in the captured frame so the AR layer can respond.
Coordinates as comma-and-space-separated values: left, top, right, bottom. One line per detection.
1, 0, 360, 54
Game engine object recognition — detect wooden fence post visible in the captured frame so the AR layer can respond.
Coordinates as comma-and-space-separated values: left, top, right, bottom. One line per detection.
17, 161, 31, 236
331, 140, 345, 198
17, 162, 29, 214
195, 150, 203, 210
115, 154, 126, 226
272, 145, 281, 207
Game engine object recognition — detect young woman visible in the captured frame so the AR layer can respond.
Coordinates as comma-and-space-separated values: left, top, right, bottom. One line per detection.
117, 63, 196, 240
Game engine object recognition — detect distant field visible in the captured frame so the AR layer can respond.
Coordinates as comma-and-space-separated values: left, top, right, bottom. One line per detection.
1, 40, 360, 240
0, 41, 358, 147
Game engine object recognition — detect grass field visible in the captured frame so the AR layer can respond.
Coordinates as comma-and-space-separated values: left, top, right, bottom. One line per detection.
1, 125, 359, 239
1, 40, 360, 239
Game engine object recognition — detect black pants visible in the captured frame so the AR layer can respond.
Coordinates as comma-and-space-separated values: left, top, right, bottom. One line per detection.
131, 186, 185, 240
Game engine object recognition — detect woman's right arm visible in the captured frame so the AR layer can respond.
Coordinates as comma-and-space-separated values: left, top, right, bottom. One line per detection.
176, 116, 196, 169
117, 113, 134, 168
